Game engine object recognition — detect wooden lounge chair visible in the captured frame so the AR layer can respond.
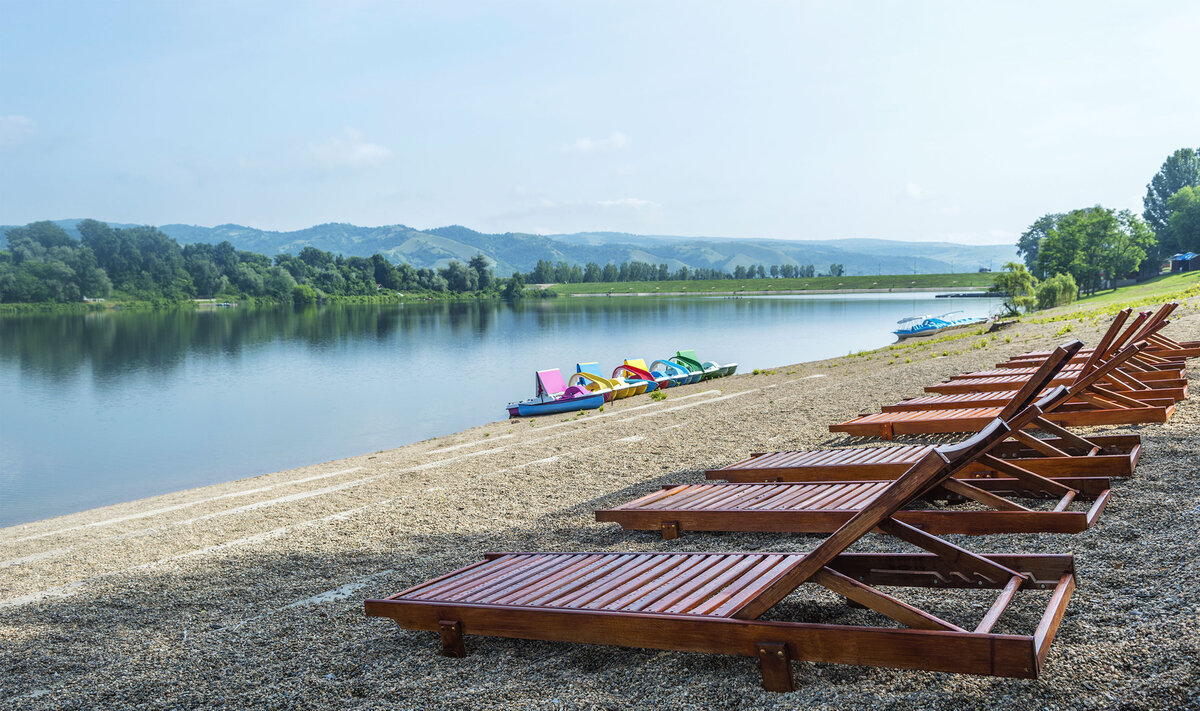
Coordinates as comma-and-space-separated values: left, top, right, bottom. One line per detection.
366, 417, 1076, 690
708, 433, 1141, 482
947, 309, 1187, 389
832, 342, 1176, 439
1005, 304, 1200, 364
598, 347, 1111, 536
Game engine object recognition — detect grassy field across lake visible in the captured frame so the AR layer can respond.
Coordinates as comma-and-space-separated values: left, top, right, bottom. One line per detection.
546, 272, 997, 296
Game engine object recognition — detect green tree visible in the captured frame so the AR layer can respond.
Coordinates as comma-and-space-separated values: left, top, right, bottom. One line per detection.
828, 263, 845, 277
991, 262, 1037, 315
502, 271, 525, 299
1016, 213, 1064, 277
440, 260, 478, 292
1037, 206, 1150, 295
1143, 147, 1200, 245
1167, 186, 1200, 253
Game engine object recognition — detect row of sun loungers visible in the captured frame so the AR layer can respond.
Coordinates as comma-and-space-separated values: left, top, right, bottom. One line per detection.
365, 303, 1192, 692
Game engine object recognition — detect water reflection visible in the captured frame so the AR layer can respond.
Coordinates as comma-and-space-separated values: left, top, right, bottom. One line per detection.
0, 294, 1002, 526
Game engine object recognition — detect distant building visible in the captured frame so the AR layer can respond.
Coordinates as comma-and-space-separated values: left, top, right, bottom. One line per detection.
1169, 252, 1200, 272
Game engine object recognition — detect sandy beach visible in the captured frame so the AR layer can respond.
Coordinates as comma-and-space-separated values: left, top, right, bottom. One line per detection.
2, 305, 1199, 710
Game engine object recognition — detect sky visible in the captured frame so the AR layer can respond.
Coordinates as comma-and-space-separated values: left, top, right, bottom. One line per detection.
2, 1, 1199, 245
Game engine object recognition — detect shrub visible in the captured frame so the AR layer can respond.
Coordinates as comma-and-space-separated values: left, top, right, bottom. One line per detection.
1035, 273, 1079, 310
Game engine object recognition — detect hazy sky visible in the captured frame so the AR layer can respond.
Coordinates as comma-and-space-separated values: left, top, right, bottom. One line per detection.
2, 2, 1199, 244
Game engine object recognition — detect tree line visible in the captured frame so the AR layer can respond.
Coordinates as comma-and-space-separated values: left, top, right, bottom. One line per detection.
523, 259, 842, 284
0, 220, 500, 305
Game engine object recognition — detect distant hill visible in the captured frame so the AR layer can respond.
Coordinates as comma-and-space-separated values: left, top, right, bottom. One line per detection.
2, 220, 1017, 276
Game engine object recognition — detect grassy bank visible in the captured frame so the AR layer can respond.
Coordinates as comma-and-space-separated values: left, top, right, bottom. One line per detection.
1026, 270, 1200, 320
545, 272, 996, 296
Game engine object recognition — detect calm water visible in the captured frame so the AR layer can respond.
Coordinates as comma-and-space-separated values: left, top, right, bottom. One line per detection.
0, 293, 1002, 527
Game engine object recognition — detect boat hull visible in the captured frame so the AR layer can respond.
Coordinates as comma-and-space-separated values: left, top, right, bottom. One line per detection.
514, 393, 605, 417
894, 319, 988, 340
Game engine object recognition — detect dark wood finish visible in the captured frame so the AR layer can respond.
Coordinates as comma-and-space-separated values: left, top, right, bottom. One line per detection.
706, 435, 1140, 482
439, 619, 466, 657
756, 641, 795, 692
365, 551, 1075, 684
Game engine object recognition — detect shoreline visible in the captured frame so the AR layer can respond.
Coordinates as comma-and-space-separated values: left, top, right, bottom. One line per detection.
2, 304, 1199, 709
558, 285, 989, 297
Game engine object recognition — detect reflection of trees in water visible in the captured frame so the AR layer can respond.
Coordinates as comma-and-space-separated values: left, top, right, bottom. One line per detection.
0, 301, 528, 383
0, 296, 949, 384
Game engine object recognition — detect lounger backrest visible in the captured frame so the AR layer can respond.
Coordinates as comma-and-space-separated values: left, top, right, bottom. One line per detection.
1077, 309, 1131, 374
536, 369, 567, 397
576, 362, 600, 374
1063, 341, 1148, 399
624, 358, 650, 371
1086, 310, 1149, 372
996, 341, 1083, 420
1126, 302, 1177, 345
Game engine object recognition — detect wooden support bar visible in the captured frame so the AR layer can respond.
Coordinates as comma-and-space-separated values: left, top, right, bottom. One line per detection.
974, 576, 1023, 634
977, 454, 1075, 498
1029, 417, 1104, 454
942, 478, 1034, 512
1075, 392, 1122, 410
1052, 491, 1076, 512
814, 568, 964, 632
1034, 574, 1075, 667
1014, 431, 1071, 458
1088, 385, 1149, 409
439, 619, 467, 657
877, 519, 1027, 584
1104, 370, 1149, 391
757, 641, 795, 692
660, 521, 680, 540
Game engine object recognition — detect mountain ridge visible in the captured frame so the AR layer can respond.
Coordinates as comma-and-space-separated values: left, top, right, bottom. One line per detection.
2, 220, 1017, 276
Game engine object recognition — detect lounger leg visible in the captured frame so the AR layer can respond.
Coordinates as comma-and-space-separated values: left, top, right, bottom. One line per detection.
660, 521, 680, 540
438, 619, 466, 658
756, 641, 795, 692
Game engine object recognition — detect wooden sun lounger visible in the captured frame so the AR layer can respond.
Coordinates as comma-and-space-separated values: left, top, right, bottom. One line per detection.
708, 434, 1142, 482
599, 349, 1111, 537
958, 308, 1186, 379
1006, 304, 1200, 363
833, 341, 1174, 439
932, 310, 1188, 398
366, 417, 1077, 690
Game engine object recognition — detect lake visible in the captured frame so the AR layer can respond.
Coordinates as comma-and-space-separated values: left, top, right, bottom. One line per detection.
0, 292, 1003, 527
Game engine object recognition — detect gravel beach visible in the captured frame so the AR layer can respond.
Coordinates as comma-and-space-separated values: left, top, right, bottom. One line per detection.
2, 304, 1199, 710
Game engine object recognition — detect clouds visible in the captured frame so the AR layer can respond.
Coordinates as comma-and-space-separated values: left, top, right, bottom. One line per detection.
0, 115, 36, 149
598, 197, 660, 209
905, 182, 933, 201
564, 131, 630, 154
310, 128, 393, 168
